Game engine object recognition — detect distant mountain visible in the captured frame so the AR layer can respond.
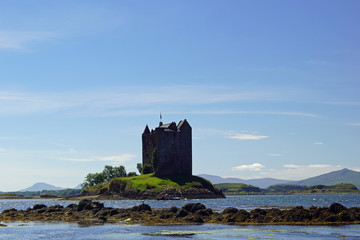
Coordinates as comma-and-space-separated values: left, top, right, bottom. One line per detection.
198, 174, 292, 188
19, 182, 64, 192
73, 184, 82, 189
287, 168, 360, 189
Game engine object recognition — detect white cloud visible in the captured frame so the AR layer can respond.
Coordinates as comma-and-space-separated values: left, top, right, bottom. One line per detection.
283, 164, 301, 168
314, 142, 324, 145
178, 110, 320, 118
0, 31, 57, 50
284, 164, 331, 169
267, 153, 282, 157
228, 133, 269, 140
0, 87, 321, 118
320, 101, 360, 106
97, 155, 135, 162
306, 60, 333, 66
256, 164, 345, 180
349, 122, 360, 126
232, 163, 264, 171
59, 154, 135, 163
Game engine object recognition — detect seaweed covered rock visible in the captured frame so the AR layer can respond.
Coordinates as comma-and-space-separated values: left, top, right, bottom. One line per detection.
131, 203, 151, 212
222, 207, 238, 214
329, 203, 347, 214
1, 201, 360, 225
182, 203, 206, 213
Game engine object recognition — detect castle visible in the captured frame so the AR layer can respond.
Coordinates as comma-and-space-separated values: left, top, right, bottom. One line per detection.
142, 119, 192, 176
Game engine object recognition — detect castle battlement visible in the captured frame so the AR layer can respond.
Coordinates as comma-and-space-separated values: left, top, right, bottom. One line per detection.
142, 119, 192, 176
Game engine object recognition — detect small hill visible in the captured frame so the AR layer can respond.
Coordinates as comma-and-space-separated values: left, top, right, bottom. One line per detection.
288, 168, 360, 188
266, 184, 307, 194
214, 183, 262, 195
198, 174, 291, 188
20, 182, 64, 192
82, 173, 224, 199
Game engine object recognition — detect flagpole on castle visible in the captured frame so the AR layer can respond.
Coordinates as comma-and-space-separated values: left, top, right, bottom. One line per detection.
159, 113, 163, 126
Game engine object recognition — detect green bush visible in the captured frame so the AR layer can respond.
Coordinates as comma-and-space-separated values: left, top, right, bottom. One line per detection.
142, 164, 154, 174
127, 172, 138, 177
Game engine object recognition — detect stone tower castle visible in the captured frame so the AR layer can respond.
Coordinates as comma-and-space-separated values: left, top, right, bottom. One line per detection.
142, 119, 192, 176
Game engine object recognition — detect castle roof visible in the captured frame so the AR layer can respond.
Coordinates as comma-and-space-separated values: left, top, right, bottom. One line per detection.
143, 125, 150, 134
144, 119, 191, 134
177, 119, 190, 129
158, 121, 177, 131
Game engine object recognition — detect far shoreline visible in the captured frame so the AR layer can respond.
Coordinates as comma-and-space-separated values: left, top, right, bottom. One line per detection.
1, 192, 360, 201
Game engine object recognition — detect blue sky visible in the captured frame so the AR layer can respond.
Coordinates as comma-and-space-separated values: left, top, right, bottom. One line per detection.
0, 1, 359, 191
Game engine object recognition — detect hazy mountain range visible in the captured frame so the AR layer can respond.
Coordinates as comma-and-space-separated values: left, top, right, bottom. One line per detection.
19, 182, 82, 192
288, 168, 360, 188
198, 168, 360, 189
197, 174, 290, 188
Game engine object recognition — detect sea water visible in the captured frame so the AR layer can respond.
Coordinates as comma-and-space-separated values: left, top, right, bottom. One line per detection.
1, 223, 360, 239
1, 194, 360, 212
1, 194, 360, 239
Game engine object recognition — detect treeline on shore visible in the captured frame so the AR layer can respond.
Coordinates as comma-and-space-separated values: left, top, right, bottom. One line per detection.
215, 183, 360, 195
0, 189, 82, 198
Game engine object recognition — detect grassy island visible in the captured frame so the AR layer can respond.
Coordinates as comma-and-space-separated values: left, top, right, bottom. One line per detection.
214, 183, 263, 195
82, 173, 224, 200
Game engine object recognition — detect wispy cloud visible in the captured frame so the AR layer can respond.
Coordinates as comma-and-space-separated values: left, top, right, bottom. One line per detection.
267, 153, 282, 157
253, 164, 345, 180
176, 110, 320, 118
314, 142, 324, 145
349, 122, 360, 126
227, 133, 269, 140
283, 164, 300, 168
194, 129, 270, 141
283, 164, 331, 169
0, 31, 57, 50
232, 163, 264, 171
306, 60, 333, 66
59, 154, 135, 163
0, 87, 321, 117
320, 101, 360, 106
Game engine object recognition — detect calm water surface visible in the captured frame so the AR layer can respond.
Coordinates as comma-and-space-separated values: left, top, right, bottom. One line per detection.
1, 194, 360, 239
1, 194, 360, 212
1, 223, 360, 239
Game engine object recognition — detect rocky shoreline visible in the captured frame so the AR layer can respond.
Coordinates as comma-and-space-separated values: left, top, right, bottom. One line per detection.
1, 199, 360, 226
81, 186, 225, 200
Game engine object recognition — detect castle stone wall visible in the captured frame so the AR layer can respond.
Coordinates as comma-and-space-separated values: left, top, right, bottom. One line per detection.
142, 119, 192, 176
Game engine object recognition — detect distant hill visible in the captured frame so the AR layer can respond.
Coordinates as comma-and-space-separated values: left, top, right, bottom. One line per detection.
20, 182, 64, 192
214, 183, 262, 195
198, 174, 292, 188
73, 184, 82, 189
287, 168, 360, 188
